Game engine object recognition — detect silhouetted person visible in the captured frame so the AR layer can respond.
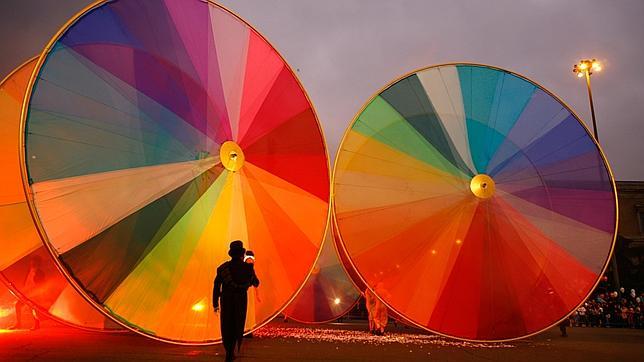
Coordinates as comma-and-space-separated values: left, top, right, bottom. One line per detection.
365, 282, 388, 336
559, 318, 570, 337
9, 256, 44, 330
213, 241, 259, 361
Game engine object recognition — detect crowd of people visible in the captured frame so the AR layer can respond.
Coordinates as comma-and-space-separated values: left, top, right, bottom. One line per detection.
570, 277, 643, 329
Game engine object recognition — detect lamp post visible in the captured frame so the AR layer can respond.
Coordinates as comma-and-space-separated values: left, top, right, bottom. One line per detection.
573, 58, 620, 289
573, 59, 602, 140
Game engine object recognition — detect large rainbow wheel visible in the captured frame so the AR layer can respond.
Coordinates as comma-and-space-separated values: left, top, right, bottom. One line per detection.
0, 58, 122, 331
283, 224, 361, 324
333, 63, 617, 341
22, 0, 329, 343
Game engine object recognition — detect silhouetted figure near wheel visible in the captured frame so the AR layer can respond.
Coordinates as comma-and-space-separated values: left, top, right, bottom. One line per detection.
9, 256, 44, 330
558, 318, 570, 337
365, 282, 388, 336
213, 240, 259, 361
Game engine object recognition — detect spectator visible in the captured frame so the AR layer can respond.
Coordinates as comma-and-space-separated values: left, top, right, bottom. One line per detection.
572, 281, 642, 330
577, 305, 588, 327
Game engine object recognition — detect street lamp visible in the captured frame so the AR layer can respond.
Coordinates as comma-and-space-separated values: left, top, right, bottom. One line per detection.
572, 59, 602, 140
573, 58, 621, 289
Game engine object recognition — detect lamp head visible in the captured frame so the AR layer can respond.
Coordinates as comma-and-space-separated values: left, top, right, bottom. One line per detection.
573, 58, 602, 78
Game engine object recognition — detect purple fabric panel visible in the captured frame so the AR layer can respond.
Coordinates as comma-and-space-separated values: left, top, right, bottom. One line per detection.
496, 164, 613, 231
494, 149, 614, 232
41, 45, 204, 155
510, 186, 615, 233
491, 114, 614, 233
114, 0, 232, 142
60, 4, 139, 48
487, 90, 565, 174
163, 0, 210, 84
107, 0, 201, 83
495, 149, 611, 191
59, 0, 232, 144
531, 151, 611, 191
163, 0, 233, 143
491, 114, 596, 178
69, 44, 214, 140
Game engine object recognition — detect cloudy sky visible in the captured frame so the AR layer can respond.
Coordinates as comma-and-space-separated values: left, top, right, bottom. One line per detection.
1, 0, 643, 180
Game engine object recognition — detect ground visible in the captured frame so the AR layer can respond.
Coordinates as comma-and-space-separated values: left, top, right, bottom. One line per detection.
1, 320, 643, 361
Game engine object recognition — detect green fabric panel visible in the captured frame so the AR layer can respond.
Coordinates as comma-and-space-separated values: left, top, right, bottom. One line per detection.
352, 96, 466, 178
119, 169, 230, 304
60, 165, 225, 302
380, 75, 473, 176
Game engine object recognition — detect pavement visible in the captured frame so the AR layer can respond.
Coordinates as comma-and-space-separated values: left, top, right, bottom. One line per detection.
1, 319, 643, 361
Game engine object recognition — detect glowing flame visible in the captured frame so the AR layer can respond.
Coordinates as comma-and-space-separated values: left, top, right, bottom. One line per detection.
334, 298, 341, 305
0, 307, 13, 318
191, 302, 206, 312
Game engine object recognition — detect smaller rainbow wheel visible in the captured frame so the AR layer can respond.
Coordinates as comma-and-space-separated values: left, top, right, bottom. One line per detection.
333, 63, 617, 341
1, 284, 19, 328
332, 224, 410, 325
22, 0, 329, 344
0, 283, 23, 333
284, 225, 361, 323
0, 58, 122, 331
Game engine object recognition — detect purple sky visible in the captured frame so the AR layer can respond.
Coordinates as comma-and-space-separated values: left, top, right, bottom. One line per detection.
1, 0, 642, 180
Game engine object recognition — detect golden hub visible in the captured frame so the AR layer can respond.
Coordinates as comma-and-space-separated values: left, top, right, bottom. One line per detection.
219, 141, 245, 172
470, 174, 495, 199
